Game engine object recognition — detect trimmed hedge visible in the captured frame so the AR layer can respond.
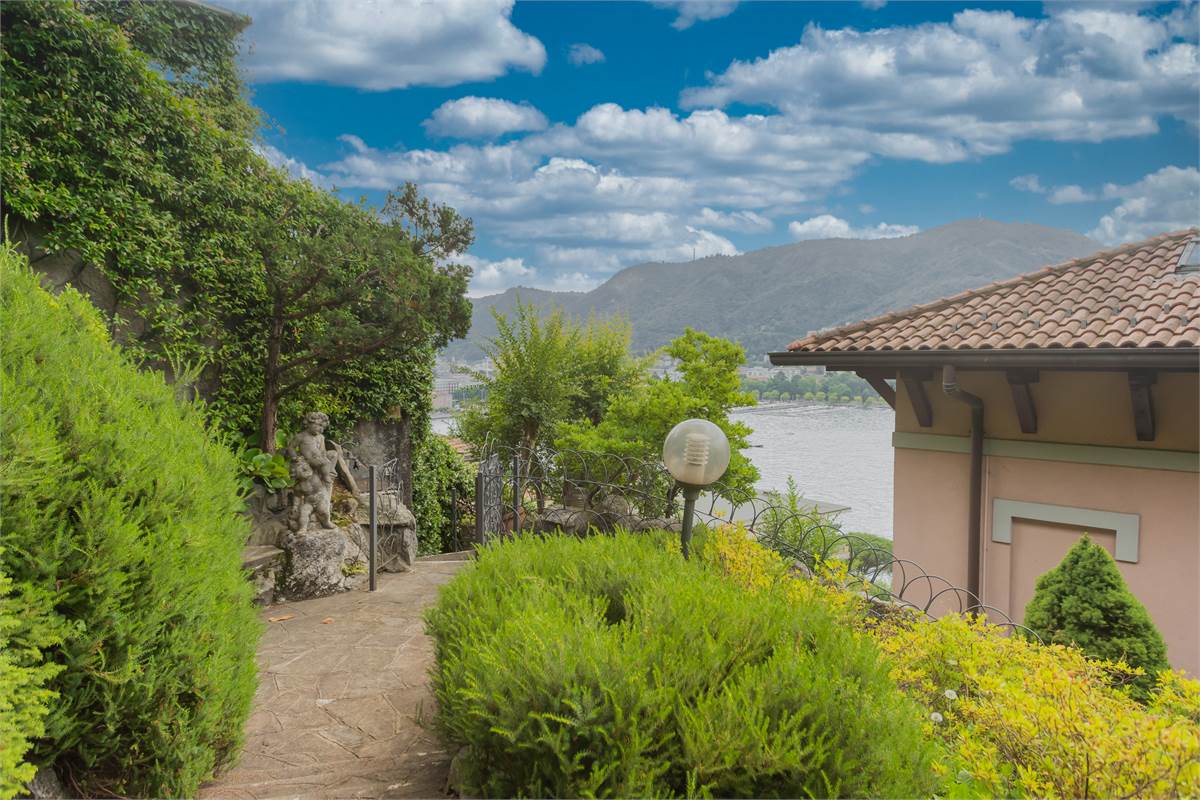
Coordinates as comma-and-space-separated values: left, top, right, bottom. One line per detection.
0, 246, 260, 797
425, 532, 936, 798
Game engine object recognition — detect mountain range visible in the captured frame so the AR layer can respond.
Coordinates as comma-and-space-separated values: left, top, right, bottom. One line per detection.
448, 220, 1101, 361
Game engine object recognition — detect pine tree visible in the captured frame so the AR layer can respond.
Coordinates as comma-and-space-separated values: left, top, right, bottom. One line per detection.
1024, 535, 1169, 699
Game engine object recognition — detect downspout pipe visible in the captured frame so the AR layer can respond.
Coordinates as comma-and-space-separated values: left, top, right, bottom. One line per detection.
942, 365, 984, 599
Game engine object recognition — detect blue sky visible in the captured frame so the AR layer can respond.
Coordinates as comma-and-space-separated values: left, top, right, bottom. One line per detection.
231, 0, 1199, 296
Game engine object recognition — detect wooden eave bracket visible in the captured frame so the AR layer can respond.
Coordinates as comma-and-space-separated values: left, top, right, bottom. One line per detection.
1128, 370, 1156, 442
1006, 368, 1039, 434
855, 370, 896, 409
899, 369, 933, 427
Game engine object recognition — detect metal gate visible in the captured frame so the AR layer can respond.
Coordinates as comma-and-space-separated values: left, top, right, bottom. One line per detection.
474, 452, 505, 544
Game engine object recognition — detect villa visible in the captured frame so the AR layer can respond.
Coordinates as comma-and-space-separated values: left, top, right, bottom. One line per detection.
771, 229, 1200, 672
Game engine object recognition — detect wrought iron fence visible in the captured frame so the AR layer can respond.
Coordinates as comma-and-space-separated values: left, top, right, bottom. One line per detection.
471, 442, 1039, 637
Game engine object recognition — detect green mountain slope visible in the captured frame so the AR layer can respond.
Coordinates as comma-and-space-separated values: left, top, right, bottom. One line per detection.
450, 219, 1099, 360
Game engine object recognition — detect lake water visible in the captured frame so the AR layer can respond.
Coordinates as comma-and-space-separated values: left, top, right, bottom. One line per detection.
433, 401, 896, 538
731, 403, 895, 538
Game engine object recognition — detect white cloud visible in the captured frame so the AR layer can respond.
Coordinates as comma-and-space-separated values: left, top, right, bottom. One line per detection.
459, 253, 535, 296
568, 43, 606, 66
1047, 184, 1097, 204
788, 215, 919, 241
458, 254, 602, 296
287, 5, 1195, 290
256, 142, 330, 187
424, 97, 547, 139
1089, 165, 1200, 244
862, 0, 887, 9
229, 0, 545, 90
1011, 174, 1046, 194
681, 8, 1197, 159
691, 207, 773, 232
652, 1, 739, 30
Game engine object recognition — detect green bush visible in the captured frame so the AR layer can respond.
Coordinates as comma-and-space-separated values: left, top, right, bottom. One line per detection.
1024, 535, 1169, 699
0, 247, 260, 796
425, 532, 936, 798
411, 434, 473, 555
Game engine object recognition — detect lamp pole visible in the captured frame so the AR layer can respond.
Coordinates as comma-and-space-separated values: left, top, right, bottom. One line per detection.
679, 484, 701, 559
662, 418, 730, 560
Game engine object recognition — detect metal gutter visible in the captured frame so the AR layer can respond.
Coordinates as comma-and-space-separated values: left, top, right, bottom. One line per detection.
941, 365, 984, 599
768, 347, 1200, 372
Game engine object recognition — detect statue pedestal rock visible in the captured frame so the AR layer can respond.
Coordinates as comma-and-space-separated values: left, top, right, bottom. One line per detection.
274, 412, 418, 600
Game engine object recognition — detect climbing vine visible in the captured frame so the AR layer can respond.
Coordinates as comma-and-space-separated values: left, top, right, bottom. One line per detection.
0, 0, 471, 442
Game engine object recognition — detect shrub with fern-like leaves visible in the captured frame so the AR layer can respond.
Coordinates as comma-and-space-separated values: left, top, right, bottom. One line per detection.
425, 531, 936, 798
0, 245, 260, 797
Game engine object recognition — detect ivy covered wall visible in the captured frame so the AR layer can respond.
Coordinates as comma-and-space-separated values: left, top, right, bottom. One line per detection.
0, 0, 469, 447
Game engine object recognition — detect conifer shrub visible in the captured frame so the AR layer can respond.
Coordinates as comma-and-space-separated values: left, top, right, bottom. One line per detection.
1023, 535, 1169, 698
425, 531, 936, 798
0, 247, 260, 796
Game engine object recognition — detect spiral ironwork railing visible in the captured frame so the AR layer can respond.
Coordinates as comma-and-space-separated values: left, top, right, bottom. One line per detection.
470, 442, 1040, 637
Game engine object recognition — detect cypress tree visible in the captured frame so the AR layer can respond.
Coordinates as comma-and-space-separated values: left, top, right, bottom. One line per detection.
1024, 535, 1169, 699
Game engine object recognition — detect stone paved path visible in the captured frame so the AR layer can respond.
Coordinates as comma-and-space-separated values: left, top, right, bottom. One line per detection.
201, 560, 465, 799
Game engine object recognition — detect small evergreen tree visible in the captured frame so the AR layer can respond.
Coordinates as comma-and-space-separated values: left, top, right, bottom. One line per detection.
1024, 536, 1168, 699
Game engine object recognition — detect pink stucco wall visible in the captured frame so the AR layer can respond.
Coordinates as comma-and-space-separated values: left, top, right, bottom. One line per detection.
892, 369, 1200, 674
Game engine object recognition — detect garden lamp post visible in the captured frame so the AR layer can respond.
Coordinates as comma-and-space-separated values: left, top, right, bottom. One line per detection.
662, 419, 730, 559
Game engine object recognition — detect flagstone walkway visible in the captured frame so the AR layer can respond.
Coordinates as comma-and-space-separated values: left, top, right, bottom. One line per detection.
201, 559, 466, 799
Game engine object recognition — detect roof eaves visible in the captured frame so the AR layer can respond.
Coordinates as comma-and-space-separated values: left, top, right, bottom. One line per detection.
786, 228, 1198, 352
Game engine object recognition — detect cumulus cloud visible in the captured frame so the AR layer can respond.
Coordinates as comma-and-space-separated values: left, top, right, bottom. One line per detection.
652, 1, 739, 30
458, 254, 605, 296
690, 207, 773, 232
788, 215, 919, 241
256, 142, 330, 187
1088, 165, 1199, 244
1012, 174, 1102, 204
228, 0, 545, 90
459, 253, 535, 296
567, 43, 606, 65
682, 8, 1197, 159
1011, 174, 1046, 194
1048, 184, 1097, 204
282, 5, 1194, 288
423, 97, 548, 139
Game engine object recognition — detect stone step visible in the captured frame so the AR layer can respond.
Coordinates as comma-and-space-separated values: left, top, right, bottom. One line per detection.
243, 545, 285, 605
243, 545, 285, 570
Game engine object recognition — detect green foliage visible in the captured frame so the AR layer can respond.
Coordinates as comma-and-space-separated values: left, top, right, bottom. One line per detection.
0, 247, 260, 795
1023, 535, 1169, 699
743, 370, 887, 406
876, 613, 1199, 798
457, 301, 643, 452
425, 532, 936, 798
1, 1, 467, 445
759, 476, 892, 572
708, 525, 1200, 799
250, 178, 471, 448
236, 447, 292, 493
558, 328, 760, 495
81, 0, 255, 134
0, 552, 63, 800
411, 435, 474, 555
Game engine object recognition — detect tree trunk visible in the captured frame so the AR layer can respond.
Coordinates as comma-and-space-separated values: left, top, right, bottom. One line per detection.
261, 301, 285, 453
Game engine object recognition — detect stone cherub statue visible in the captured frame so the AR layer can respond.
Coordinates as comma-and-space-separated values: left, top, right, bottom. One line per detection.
287, 411, 339, 532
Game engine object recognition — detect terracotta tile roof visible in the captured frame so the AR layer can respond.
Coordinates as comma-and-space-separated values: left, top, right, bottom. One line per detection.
787, 229, 1200, 353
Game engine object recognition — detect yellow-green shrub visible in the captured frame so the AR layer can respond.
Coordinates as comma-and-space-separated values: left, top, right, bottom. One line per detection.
874, 613, 1199, 798
702, 525, 1200, 799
